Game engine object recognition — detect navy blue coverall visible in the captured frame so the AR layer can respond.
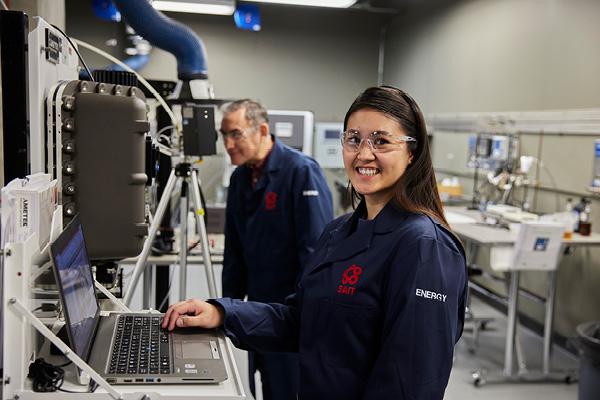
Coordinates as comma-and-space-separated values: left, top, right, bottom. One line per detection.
214, 200, 468, 399
222, 136, 333, 399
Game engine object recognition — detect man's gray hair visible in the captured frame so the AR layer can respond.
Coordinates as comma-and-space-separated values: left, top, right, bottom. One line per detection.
221, 99, 269, 128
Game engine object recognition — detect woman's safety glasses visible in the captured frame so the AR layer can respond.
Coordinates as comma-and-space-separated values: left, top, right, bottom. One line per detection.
341, 130, 416, 153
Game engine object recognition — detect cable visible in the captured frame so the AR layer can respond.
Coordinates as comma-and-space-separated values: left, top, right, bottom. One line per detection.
156, 125, 175, 139
70, 38, 180, 132
152, 126, 177, 156
28, 358, 64, 392
537, 160, 561, 212
28, 358, 94, 393
50, 25, 95, 82
53, 32, 183, 153
58, 385, 97, 393
154, 140, 177, 157
32, 303, 58, 314
159, 134, 172, 145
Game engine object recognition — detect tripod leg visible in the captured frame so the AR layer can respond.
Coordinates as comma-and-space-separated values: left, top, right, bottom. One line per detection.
179, 180, 189, 301
190, 169, 218, 298
123, 168, 178, 307
143, 263, 153, 310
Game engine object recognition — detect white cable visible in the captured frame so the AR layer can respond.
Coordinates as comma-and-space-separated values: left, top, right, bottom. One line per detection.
156, 125, 175, 140
154, 140, 176, 157
71, 38, 180, 134
158, 134, 172, 145
0, 0, 8, 10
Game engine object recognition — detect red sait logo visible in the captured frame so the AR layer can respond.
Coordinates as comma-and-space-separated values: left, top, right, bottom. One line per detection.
338, 264, 362, 295
265, 192, 277, 210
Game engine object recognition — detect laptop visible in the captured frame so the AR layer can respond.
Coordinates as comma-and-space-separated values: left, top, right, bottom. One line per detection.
49, 214, 228, 384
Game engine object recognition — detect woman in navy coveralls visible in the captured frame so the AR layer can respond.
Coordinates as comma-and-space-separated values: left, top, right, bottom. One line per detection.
162, 86, 468, 399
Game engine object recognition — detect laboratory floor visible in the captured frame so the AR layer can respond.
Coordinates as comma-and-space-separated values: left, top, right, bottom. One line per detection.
235, 294, 582, 400
446, 295, 580, 400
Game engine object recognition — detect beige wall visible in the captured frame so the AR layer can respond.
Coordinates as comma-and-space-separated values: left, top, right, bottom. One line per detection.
11, 0, 65, 29
384, 0, 600, 114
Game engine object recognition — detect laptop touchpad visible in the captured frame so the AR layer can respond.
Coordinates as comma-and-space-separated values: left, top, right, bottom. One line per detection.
175, 339, 213, 359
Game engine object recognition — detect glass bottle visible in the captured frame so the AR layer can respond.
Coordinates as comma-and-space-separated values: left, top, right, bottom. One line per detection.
579, 204, 592, 236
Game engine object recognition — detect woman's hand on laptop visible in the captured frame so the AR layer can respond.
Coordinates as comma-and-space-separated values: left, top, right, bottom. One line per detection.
161, 299, 225, 331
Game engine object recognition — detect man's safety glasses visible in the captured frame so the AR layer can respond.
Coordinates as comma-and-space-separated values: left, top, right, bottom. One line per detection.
341, 130, 416, 153
221, 129, 250, 142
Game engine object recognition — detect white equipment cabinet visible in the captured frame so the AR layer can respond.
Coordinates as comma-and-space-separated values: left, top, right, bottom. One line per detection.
313, 122, 344, 169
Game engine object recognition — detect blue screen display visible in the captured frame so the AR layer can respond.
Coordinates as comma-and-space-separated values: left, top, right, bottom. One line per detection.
54, 224, 99, 358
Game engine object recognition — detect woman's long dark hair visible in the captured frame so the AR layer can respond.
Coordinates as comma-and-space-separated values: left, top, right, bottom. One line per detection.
343, 86, 450, 229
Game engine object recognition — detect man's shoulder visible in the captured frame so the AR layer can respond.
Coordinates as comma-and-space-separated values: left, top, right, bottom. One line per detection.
277, 144, 319, 169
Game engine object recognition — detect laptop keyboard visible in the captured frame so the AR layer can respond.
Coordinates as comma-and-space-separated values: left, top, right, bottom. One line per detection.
109, 315, 171, 375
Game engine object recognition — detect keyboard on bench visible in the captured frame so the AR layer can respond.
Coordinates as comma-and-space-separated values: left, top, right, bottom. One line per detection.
108, 315, 171, 375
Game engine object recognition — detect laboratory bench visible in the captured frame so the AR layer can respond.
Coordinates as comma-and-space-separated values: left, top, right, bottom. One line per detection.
443, 206, 600, 385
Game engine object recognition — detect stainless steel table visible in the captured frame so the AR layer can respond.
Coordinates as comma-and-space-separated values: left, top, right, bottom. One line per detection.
445, 206, 600, 384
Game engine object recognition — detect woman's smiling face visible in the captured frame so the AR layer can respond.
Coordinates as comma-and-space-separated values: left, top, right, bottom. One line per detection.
343, 108, 414, 208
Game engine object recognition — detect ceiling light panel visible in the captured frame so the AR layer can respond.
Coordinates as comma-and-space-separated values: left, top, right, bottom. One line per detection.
152, 0, 235, 15
245, 0, 357, 8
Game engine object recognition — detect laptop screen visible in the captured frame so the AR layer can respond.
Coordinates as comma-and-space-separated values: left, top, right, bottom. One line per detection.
50, 215, 100, 361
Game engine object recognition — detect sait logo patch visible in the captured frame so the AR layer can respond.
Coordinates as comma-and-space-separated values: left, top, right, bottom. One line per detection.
265, 192, 277, 210
338, 264, 362, 295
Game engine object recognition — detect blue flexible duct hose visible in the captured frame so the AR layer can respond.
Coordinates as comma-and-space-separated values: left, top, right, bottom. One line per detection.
113, 54, 151, 71
111, 0, 208, 80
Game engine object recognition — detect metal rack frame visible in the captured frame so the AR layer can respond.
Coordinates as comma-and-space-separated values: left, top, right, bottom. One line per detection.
1, 210, 245, 400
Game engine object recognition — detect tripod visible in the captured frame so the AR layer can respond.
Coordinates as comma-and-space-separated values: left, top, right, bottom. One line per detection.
122, 162, 218, 307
